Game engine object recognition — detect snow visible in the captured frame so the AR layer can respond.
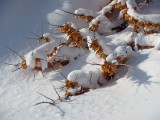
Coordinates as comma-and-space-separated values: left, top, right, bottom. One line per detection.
24, 35, 63, 70
0, 0, 61, 59
127, 7, 160, 23
1, 49, 160, 120
47, 0, 110, 29
75, 8, 99, 17
118, 10, 125, 19
89, 15, 114, 34
68, 69, 100, 89
99, 0, 118, 15
126, 0, 160, 23
1, 0, 160, 120
105, 45, 132, 64
134, 33, 160, 49
106, 53, 116, 63
118, 0, 127, 5
55, 46, 88, 62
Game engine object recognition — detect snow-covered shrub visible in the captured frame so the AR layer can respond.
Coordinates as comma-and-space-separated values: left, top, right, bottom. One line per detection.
4, 0, 160, 97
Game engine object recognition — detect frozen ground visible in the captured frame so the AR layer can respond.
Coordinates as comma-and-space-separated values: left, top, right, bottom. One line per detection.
0, 0, 160, 120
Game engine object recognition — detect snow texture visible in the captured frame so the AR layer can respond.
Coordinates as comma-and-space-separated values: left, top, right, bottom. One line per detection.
1, 0, 160, 120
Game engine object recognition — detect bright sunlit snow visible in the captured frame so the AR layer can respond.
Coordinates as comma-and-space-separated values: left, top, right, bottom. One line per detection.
0, 0, 160, 120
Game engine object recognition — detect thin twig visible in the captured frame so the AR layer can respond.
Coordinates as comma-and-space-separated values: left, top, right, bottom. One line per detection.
57, 69, 68, 80
60, 9, 77, 16
83, 62, 102, 66
32, 32, 41, 38
0, 61, 20, 66
52, 84, 61, 101
37, 92, 55, 102
34, 101, 55, 106
46, 21, 62, 27
12, 67, 21, 72
4, 45, 25, 61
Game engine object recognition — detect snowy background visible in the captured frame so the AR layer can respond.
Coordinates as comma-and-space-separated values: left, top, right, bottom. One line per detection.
0, 0, 160, 120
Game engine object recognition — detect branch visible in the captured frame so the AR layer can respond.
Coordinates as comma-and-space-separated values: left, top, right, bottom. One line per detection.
83, 62, 102, 66
52, 84, 61, 101
60, 9, 77, 16
34, 101, 55, 106
37, 92, 55, 102
4, 45, 25, 61
57, 69, 68, 80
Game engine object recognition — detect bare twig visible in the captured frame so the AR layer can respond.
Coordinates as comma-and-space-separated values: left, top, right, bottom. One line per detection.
0, 61, 20, 66
37, 91, 55, 102
83, 62, 102, 66
32, 32, 41, 38
12, 67, 21, 72
4, 45, 25, 61
57, 69, 68, 80
46, 21, 62, 27
60, 9, 77, 16
52, 84, 61, 101
34, 101, 55, 106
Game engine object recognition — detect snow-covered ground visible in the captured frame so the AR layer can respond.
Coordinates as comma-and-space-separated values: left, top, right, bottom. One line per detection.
0, 0, 160, 120
0, 0, 61, 58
